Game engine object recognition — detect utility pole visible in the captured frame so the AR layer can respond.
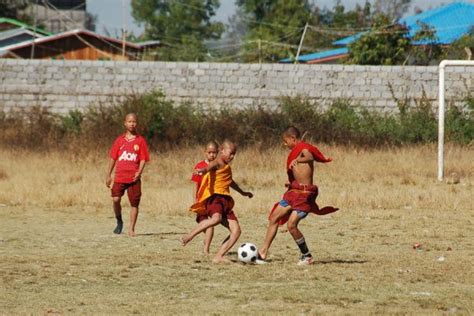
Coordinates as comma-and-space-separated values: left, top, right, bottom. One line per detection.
31, 1, 38, 59
258, 39, 261, 64
122, 0, 126, 59
295, 22, 309, 63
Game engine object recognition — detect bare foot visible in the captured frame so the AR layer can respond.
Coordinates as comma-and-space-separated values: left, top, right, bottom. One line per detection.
128, 230, 136, 237
212, 256, 231, 264
258, 251, 267, 261
180, 235, 191, 246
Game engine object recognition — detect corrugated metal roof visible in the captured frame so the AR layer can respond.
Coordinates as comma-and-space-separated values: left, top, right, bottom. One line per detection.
280, 47, 349, 63
333, 1, 474, 46
0, 17, 52, 36
135, 40, 162, 47
0, 28, 44, 48
333, 33, 364, 46
0, 29, 142, 53
0, 28, 43, 41
402, 2, 474, 45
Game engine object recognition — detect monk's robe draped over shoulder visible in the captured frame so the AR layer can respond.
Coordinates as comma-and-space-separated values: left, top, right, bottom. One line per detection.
270, 141, 338, 225
190, 163, 234, 215
286, 142, 332, 183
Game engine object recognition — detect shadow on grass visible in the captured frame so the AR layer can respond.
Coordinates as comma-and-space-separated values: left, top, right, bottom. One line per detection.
318, 259, 367, 265
135, 232, 184, 236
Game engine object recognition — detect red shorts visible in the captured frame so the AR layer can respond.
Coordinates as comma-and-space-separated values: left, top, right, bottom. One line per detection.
111, 180, 141, 207
206, 194, 238, 221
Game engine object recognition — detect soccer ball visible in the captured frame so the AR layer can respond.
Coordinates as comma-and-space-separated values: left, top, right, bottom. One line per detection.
237, 243, 258, 264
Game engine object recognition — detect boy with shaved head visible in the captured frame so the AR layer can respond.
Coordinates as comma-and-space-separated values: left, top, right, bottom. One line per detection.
258, 126, 338, 265
106, 113, 150, 237
181, 140, 253, 264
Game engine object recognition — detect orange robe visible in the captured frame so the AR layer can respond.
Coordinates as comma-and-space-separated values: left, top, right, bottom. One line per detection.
190, 163, 234, 215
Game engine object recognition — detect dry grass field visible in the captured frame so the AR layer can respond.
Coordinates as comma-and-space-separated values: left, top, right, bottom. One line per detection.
0, 145, 473, 314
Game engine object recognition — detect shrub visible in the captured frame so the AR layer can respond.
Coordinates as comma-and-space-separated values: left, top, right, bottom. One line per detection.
0, 90, 472, 151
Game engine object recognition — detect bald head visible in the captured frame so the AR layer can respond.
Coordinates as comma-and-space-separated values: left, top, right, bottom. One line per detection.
206, 140, 219, 150
283, 126, 301, 139
124, 113, 137, 121
221, 139, 236, 152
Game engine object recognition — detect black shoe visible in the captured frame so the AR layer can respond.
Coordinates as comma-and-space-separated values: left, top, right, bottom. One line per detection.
113, 221, 123, 234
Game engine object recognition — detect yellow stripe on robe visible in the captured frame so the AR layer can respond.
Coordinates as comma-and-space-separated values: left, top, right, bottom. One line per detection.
190, 163, 233, 215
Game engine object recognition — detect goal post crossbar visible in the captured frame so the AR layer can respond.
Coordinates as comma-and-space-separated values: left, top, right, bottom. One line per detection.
438, 60, 474, 181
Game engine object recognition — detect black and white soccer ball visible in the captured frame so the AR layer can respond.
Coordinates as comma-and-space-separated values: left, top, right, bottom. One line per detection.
237, 242, 258, 264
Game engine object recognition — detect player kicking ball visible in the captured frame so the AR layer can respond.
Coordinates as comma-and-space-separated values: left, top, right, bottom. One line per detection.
258, 126, 338, 265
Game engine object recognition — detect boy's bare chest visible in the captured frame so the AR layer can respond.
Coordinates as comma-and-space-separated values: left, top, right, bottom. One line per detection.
292, 163, 314, 184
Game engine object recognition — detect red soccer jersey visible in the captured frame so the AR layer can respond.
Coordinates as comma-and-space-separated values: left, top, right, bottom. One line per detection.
109, 134, 150, 183
191, 160, 209, 196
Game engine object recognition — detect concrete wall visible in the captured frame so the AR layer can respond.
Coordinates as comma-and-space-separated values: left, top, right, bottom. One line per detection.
0, 59, 472, 114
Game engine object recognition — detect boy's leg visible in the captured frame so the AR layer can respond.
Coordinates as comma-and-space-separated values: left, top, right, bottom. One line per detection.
203, 226, 214, 255
287, 211, 314, 265
197, 214, 214, 255
112, 196, 123, 234
213, 218, 241, 264
111, 182, 125, 234
181, 213, 222, 246
127, 180, 142, 237
258, 204, 292, 260
129, 207, 138, 237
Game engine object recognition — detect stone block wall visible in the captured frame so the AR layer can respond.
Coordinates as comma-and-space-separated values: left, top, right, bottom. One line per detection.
0, 59, 472, 114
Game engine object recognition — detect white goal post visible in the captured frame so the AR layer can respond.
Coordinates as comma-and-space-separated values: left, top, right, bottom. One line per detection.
438, 60, 474, 181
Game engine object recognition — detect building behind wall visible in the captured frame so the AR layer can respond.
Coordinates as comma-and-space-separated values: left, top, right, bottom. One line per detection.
27, 0, 92, 33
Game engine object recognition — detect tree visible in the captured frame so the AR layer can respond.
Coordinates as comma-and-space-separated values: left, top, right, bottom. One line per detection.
348, 15, 410, 65
445, 28, 474, 60
216, 6, 248, 62
131, 0, 224, 61
409, 22, 444, 65
373, 0, 411, 21
295, 0, 374, 56
0, 0, 32, 22
236, 0, 312, 62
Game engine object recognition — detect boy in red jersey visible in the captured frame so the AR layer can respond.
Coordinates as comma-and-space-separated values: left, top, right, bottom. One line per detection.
106, 113, 150, 237
258, 126, 338, 265
191, 141, 218, 254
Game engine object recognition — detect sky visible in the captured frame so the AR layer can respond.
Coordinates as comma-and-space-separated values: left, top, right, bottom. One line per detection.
87, 0, 468, 38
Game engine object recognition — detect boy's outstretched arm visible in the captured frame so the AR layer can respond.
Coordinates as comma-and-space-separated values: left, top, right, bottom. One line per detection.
194, 158, 221, 175
230, 181, 253, 198
105, 158, 116, 188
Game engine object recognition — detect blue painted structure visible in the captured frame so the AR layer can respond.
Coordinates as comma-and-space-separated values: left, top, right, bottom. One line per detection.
280, 47, 349, 63
283, 2, 474, 63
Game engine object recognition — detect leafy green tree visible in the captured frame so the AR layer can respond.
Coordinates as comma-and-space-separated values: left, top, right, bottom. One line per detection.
298, 1, 373, 56
409, 22, 445, 65
445, 28, 474, 60
373, 0, 411, 20
131, 0, 224, 61
236, 0, 312, 62
348, 15, 410, 65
